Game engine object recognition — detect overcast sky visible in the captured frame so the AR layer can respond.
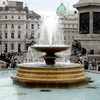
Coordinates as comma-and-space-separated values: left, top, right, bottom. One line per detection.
10, 0, 79, 14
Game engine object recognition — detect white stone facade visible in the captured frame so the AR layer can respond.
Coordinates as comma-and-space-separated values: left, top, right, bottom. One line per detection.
58, 11, 78, 46
0, 1, 41, 53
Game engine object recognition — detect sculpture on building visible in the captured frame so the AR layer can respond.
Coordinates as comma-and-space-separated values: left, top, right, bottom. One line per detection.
71, 40, 86, 57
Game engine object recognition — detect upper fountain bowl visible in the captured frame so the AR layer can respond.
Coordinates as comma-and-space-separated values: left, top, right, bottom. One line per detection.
30, 45, 71, 53
31, 45, 71, 65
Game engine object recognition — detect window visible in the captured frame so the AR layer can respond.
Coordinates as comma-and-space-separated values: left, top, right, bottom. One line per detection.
18, 32, 21, 38
64, 36, 66, 40
31, 24, 34, 29
64, 24, 66, 27
9, 8, 16, 10
18, 16, 20, 19
68, 24, 70, 28
72, 24, 74, 28
68, 36, 70, 38
5, 24, 7, 28
18, 44, 21, 53
11, 44, 14, 50
79, 12, 89, 34
5, 15, 7, 19
0, 16, 2, 19
93, 12, 100, 34
72, 36, 74, 39
38, 33, 40, 38
66, 24, 68, 28
11, 33, 14, 38
31, 33, 34, 38
5, 33, 7, 38
68, 31, 70, 34
38, 24, 39, 29
11, 16, 14, 19
3, 2, 5, 5
18, 25, 21, 29
4, 43, 7, 52
11, 24, 14, 28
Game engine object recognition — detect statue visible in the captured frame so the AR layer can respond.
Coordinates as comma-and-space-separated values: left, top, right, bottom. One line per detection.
29, 40, 36, 46
71, 40, 86, 57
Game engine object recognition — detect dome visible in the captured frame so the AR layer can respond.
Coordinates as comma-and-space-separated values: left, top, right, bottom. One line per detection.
56, 3, 67, 14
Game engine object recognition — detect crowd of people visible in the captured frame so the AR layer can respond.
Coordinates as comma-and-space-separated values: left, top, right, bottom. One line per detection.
76, 57, 100, 71
0, 52, 23, 68
0, 52, 100, 71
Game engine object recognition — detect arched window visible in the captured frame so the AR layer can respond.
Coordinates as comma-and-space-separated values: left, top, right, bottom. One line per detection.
11, 33, 14, 38
5, 32, 7, 38
31, 33, 34, 38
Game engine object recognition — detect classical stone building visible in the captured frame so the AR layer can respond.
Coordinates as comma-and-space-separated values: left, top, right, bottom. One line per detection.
0, 0, 41, 53
56, 3, 78, 46
73, 0, 100, 61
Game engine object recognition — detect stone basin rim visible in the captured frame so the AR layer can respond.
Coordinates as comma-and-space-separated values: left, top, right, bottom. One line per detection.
17, 62, 84, 68
30, 45, 71, 53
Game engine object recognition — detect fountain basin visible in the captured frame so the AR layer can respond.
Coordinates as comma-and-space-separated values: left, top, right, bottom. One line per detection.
11, 62, 90, 88
30, 45, 71, 65
31, 45, 71, 53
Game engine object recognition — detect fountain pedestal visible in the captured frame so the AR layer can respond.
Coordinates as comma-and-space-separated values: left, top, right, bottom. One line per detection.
11, 64, 90, 88
11, 45, 91, 88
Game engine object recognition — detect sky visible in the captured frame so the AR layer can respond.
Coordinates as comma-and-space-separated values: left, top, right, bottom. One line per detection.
9, 0, 79, 15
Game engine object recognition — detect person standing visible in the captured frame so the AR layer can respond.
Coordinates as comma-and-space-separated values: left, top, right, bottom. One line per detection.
91, 58, 97, 70
84, 58, 89, 70
88, 62, 93, 70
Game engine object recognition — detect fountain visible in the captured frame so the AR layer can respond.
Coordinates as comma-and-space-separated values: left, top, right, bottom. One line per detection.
11, 13, 90, 88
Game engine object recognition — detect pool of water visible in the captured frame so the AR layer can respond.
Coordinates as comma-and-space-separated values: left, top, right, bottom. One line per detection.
0, 70, 100, 100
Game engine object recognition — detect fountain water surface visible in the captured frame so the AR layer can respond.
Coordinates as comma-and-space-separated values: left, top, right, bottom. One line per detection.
11, 13, 90, 88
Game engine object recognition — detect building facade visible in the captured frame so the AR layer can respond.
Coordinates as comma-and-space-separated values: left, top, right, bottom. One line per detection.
56, 3, 78, 46
73, 0, 100, 55
73, 0, 100, 62
0, 0, 41, 53
0, 0, 7, 7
